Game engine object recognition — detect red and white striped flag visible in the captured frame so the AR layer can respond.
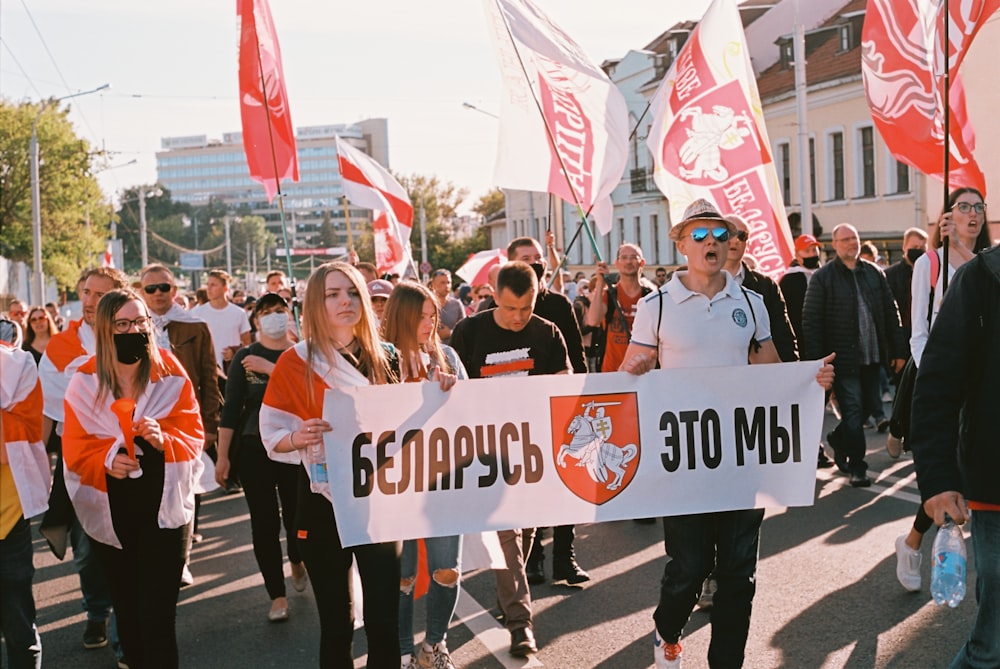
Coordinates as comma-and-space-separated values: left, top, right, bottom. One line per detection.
646, 0, 793, 278
238, 0, 299, 203
483, 0, 629, 235
334, 136, 414, 277
862, 0, 1000, 196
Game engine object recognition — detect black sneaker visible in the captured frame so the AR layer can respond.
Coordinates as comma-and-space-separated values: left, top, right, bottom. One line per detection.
825, 432, 849, 473
817, 446, 833, 469
876, 418, 890, 433
526, 559, 545, 585
850, 473, 872, 487
83, 619, 108, 649
552, 557, 590, 584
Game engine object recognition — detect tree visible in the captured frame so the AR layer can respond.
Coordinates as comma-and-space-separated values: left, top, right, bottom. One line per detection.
473, 188, 505, 219
0, 100, 111, 289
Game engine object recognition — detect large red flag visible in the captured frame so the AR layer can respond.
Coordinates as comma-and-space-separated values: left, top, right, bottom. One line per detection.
335, 136, 414, 277
238, 0, 299, 203
862, 0, 1000, 196
646, 0, 793, 278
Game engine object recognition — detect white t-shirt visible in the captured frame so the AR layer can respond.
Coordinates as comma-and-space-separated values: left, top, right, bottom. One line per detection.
909, 247, 958, 366
191, 301, 251, 367
630, 271, 771, 369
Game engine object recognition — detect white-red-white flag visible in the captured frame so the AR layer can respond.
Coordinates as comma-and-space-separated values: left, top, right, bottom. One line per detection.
334, 136, 414, 277
483, 0, 629, 235
861, 0, 1000, 196
647, 0, 793, 278
101, 241, 115, 268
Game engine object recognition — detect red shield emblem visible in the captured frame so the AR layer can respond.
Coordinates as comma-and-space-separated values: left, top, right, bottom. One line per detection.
549, 392, 641, 505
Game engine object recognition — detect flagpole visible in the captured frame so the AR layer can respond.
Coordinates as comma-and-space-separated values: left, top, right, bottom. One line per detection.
941, 0, 951, 293
493, 0, 603, 263
251, 14, 300, 335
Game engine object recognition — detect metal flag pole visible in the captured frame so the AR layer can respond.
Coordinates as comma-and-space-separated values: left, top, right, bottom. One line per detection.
941, 0, 951, 293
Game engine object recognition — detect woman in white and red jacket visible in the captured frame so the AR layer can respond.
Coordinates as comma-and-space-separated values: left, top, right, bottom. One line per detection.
63, 290, 204, 669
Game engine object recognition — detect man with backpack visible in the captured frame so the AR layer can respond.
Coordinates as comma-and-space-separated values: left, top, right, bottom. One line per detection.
585, 243, 659, 373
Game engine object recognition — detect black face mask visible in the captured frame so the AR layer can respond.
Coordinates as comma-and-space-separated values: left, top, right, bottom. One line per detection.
802, 256, 821, 270
530, 262, 546, 281
113, 332, 150, 365
906, 248, 925, 265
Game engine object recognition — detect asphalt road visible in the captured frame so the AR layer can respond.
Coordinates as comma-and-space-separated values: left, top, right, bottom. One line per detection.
20, 410, 977, 668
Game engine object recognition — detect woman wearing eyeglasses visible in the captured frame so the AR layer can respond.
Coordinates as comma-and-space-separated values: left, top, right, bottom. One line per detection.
258, 262, 404, 667
62, 289, 204, 669
893, 186, 993, 593
379, 281, 463, 669
22, 306, 58, 365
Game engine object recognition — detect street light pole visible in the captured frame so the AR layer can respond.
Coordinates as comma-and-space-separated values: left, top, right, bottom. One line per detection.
29, 83, 109, 305
139, 192, 148, 268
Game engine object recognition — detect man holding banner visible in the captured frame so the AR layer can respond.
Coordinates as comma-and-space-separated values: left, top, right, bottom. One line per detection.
620, 200, 834, 669
450, 261, 571, 657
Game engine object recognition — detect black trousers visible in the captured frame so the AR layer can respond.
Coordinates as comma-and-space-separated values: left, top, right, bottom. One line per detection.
295, 467, 401, 668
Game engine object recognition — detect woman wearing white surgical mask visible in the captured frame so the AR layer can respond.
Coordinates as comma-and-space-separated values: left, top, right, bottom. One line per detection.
215, 293, 307, 622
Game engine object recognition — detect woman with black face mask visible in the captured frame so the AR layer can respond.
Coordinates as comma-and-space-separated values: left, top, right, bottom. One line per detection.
62, 289, 205, 669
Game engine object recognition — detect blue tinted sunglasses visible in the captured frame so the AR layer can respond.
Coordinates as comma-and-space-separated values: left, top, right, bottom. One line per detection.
689, 227, 731, 243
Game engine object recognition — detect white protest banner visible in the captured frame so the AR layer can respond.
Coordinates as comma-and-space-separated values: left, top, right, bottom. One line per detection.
322, 362, 824, 547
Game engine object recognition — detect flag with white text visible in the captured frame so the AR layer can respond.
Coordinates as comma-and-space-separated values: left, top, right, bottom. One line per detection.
238, 0, 299, 204
646, 0, 793, 278
335, 136, 414, 277
861, 0, 1000, 196
483, 0, 629, 235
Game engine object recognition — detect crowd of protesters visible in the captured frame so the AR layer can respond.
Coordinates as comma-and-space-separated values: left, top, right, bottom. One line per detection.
1, 191, 997, 669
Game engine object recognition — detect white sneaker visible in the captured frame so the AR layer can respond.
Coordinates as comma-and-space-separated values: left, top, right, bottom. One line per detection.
401, 653, 418, 669
180, 564, 194, 587
417, 641, 455, 669
895, 535, 922, 592
653, 628, 682, 668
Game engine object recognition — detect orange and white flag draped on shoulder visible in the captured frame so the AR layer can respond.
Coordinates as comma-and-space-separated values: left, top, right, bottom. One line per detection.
334, 136, 414, 278
238, 0, 299, 204
482, 0, 629, 235
259, 341, 372, 503
62, 352, 205, 549
646, 0, 793, 278
861, 0, 999, 196
38, 319, 93, 423
1, 344, 51, 520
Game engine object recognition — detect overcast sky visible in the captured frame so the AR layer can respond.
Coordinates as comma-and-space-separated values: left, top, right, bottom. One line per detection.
2, 0, 714, 213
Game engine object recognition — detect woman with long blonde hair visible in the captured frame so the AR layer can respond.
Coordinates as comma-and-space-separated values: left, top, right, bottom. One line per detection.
380, 281, 465, 669
62, 289, 204, 668
260, 263, 455, 668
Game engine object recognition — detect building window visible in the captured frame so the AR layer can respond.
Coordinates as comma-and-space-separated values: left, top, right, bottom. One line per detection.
828, 131, 845, 201
858, 126, 876, 198
809, 137, 817, 203
651, 213, 660, 263
618, 217, 626, 244
839, 25, 852, 52
633, 215, 641, 243
779, 41, 793, 70
889, 156, 910, 194
777, 142, 791, 206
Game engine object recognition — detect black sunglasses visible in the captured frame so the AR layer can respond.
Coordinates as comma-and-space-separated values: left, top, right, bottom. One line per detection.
143, 283, 173, 294
735, 230, 749, 242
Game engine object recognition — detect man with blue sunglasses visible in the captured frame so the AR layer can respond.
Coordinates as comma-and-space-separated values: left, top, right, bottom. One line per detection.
619, 199, 835, 669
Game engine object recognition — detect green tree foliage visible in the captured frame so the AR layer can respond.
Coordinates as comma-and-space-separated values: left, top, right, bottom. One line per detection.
0, 100, 111, 289
473, 188, 505, 219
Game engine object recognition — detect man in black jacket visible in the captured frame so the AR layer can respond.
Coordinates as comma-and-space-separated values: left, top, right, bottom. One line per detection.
909, 245, 999, 668
883, 227, 928, 347
722, 216, 798, 363
802, 223, 907, 486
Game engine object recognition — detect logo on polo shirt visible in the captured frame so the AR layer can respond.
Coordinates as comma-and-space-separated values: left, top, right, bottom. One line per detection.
549, 392, 640, 505
732, 308, 748, 327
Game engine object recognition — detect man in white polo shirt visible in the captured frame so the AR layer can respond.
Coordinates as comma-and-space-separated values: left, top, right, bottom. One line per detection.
192, 269, 251, 383
620, 199, 834, 669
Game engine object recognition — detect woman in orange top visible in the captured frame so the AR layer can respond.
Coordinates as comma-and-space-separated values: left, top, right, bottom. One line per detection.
62, 289, 204, 669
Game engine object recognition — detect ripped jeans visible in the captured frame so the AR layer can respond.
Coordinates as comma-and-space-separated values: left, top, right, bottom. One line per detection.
399, 535, 463, 655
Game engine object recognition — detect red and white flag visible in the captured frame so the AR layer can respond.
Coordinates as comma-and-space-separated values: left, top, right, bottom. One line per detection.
646, 0, 793, 278
455, 249, 507, 286
100, 241, 115, 268
483, 0, 629, 235
862, 0, 1000, 196
238, 0, 299, 203
334, 136, 414, 277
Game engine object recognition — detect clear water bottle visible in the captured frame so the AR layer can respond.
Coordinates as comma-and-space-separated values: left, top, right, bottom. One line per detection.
930, 517, 967, 608
304, 442, 328, 485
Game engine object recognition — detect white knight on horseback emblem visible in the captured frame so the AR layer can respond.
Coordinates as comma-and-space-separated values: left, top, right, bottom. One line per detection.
557, 401, 638, 491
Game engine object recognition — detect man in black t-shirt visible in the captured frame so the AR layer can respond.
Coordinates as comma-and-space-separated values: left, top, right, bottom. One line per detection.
450, 262, 569, 658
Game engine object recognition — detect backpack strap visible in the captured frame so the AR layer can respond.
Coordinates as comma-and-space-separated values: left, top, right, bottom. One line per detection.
738, 284, 762, 355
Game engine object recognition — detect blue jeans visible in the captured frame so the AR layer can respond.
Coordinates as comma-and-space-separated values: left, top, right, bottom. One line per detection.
69, 518, 114, 620
0, 517, 42, 669
653, 509, 765, 669
831, 364, 882, 475
399, 536, 462, 654
950, 510, 1000, 669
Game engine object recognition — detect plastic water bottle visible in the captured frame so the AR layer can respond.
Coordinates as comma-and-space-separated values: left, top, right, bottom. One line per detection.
304, 442, 328, 485
930, 517, 967, 608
